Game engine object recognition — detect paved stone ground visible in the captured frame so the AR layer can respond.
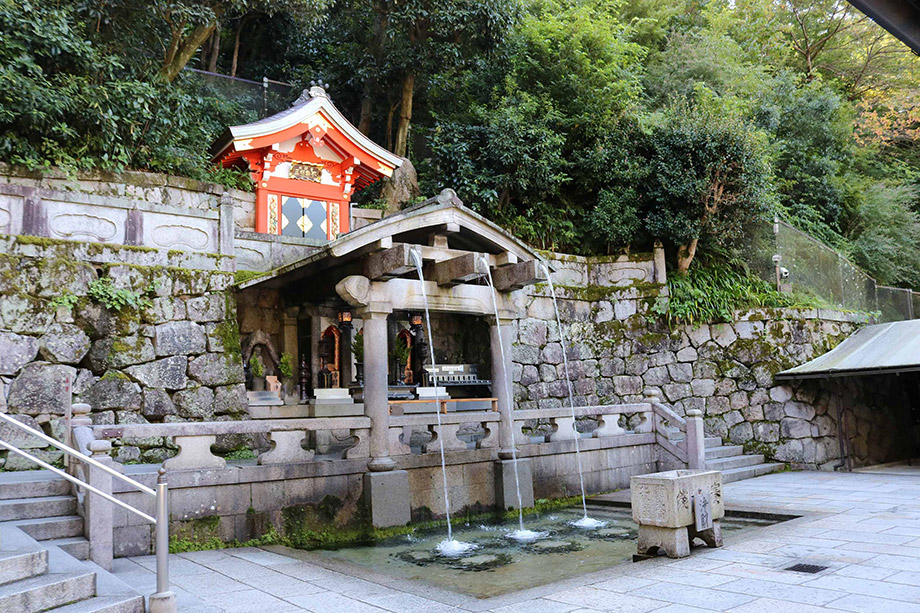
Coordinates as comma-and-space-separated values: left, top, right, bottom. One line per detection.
115, 466, 920, 612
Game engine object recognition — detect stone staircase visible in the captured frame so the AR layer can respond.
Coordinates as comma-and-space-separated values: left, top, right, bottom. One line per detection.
704, 436, 783, 483
0, 473, 143, 612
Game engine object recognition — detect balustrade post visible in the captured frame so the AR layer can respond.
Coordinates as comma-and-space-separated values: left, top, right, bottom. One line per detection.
685, 409, 707, 470
149, 468, 176, 613
86, 440, 114, 571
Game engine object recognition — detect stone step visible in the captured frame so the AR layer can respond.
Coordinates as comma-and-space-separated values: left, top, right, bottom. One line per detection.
46, 538, 90, 561
706, 454, 766, 471
16, 516, 84, 541
0, 549, 47, 586
719, 462, 784, 483
0, 476, 71, 501
49, 594, 145, 613
0, 571, 96, 612
704, 436, 722, 448
705, 445, 745, 459
0, 496, 77, 522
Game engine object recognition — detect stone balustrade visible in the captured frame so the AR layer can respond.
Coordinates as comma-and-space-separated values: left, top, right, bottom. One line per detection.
388, 411, 500, 456
513, 403, 654, 443
92, 417, 371, 470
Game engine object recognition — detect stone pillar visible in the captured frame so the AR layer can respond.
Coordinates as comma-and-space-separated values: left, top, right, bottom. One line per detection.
360, 307, 395, 472
686, 409, 706, 470
653, 240, 667, 285
489, 316, 516, 460
87, 440, 114, 571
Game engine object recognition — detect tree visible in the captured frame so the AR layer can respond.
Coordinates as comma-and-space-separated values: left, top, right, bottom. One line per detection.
642, 100, 775, 273
147, 0, 331, 82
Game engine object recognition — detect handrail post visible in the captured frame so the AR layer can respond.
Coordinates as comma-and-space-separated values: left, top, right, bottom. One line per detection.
149, 467, 176, 613
87, 440, 114, 571
685, 409, 707, 470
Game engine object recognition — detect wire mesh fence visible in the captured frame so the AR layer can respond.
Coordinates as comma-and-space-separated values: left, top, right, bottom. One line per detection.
183, 68, 295, 118
744, 217, 918, 322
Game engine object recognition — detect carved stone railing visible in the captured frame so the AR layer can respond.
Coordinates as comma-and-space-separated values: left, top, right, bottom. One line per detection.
512, 403, 655, 444
92, 417, 371, 470
388, 411, 500, 455
650, 400, 688, 465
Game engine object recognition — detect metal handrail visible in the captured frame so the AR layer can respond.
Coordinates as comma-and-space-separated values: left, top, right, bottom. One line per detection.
0, 411, 173, 608
0, 412, 155, 496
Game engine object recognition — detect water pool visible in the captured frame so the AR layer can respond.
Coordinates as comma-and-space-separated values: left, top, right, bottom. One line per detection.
317, 505, 778, 598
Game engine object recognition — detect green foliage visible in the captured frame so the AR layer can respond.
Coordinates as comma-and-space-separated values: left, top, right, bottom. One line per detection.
657, 258, 825, 325
278, 352, 294, 378
390, 335, 410, 363
351, 330, 364, 362
49, 293, 79, 309
641, 98, 775, 267
849, 182, 920, 288
248, 353, 265, 377
87, 277, 157, 312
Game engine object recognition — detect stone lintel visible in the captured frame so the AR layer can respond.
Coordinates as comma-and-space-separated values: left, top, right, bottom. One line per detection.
431, 252, 488, 287
491, 260, 545, 292
495, 251, 519, 267
364, 243, 415, 280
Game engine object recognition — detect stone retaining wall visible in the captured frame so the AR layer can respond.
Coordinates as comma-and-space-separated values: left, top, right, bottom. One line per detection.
0, 236, 244, 468
511, 254, 909, 470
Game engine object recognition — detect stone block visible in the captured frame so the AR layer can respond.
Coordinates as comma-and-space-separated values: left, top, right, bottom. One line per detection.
729, 391, 748, 409
773, 439, 804, 463
142, 389, 176, 418
753, 421, 779, 443
648, 352, 676, 367
494, 458, 534, 511
783, 401, 816, 421
728, 422, 753, 444
667, 363, 693, 383
154, 321, 206, 356
780, 417, 811, 439
769, 386, 793, 403
694, 360, 719, 379
38, 323, 90, 365
741, 404, 764, 421
188, 353, 244, 386
676, 347, 698, 362
0, 413, 46, 448
364, 470, 410, 528
662, 383, 691, 402
174, 386, 215, 419
643, 365, 669, 386
691, 379, 715, 397
8, 362, 77, 415
213, 384, 248, 416
514, 344, 540, 365
600, 358, 624, 377
126, 355, 188, 390
0, 332, 39, 376
186, 294, 224, 323
613, 375, 643, 395
5, 449, 63, 470
518, 319, 547, 347
625, 355, 649, 376
541, 343, 564, 365
686, 325, 711, 347
711, 324, 737, 347
705, 396, 730, 416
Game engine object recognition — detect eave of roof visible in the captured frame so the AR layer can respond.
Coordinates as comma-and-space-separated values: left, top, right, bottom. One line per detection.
238, 193, 547, 291
210, 95, 403, 171
776, 319, 920, 379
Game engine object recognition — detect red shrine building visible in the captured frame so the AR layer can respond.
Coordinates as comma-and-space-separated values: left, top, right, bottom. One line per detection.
210, 84, 402, 241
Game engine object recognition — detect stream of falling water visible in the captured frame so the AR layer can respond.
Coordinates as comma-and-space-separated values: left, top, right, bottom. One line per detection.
482, 256, 547, 543
410, 249, 477, 557
543, 263, 606, 530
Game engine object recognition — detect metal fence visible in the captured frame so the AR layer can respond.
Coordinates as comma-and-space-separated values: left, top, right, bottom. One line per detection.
184, 68, 295, 118
744, 217, 917, 322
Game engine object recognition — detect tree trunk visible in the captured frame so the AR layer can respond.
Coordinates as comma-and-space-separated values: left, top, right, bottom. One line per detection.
358, 78, 374, 135
359, 3, 390, 136
385, 101, 398, 152
207, 26, 220, 72
159, 22, 218, 82
230, 17, 245, 77
676, 239, 699, 274
394, 71, 415, 158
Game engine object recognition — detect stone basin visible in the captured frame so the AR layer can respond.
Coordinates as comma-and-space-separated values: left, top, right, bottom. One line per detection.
630, 469, 724, 558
